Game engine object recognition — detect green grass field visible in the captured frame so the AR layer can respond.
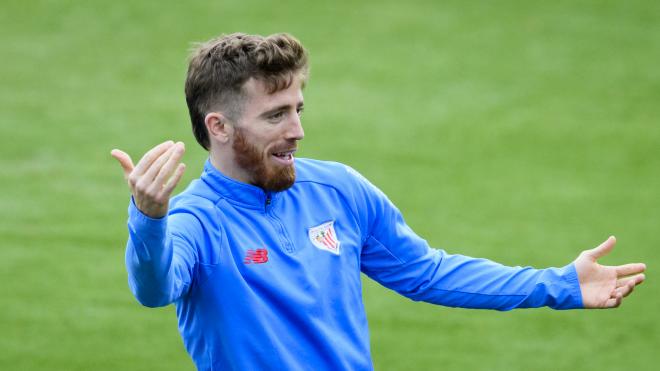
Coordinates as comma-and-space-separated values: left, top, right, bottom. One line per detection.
2, 0, 658, 370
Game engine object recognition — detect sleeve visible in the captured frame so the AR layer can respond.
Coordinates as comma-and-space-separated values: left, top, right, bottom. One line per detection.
347, 168, 584, 310
125, 198, 200, 307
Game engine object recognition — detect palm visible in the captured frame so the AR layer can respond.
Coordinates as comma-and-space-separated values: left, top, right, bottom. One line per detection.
574, 237, 645, 309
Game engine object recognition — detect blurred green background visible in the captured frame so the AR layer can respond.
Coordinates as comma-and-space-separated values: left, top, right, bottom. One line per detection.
1, 0, 658, 370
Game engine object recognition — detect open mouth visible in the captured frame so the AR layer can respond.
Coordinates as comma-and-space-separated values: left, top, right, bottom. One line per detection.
271, 149, 296, 165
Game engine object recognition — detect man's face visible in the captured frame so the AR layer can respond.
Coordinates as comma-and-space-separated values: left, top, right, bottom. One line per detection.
229, 74, 305, 191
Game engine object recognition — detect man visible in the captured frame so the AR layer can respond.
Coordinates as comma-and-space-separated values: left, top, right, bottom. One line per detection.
112, 33, 646, 370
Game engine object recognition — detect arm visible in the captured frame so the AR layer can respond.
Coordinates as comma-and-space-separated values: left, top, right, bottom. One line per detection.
350, 168, 645, 310
125, 199, 199, 307
113, 141, 192, 307
360, 204, 583, 310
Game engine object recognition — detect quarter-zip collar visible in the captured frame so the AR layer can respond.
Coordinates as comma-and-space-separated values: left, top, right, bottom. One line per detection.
200, 159, 277, 210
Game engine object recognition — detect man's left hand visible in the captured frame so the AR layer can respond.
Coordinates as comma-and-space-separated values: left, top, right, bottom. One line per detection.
574, 236, 646, 308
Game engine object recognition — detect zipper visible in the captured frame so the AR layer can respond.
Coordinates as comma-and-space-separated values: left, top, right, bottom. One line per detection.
264, 192, 295, 253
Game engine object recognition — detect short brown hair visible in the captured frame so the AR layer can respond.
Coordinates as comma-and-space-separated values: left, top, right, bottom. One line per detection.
185, 33, 309, 150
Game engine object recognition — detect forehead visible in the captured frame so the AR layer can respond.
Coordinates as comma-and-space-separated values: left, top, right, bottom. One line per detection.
242, 75, 304, 112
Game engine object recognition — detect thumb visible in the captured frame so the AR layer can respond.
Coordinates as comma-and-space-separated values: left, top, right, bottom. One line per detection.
110, 149, 134, 179
587, 236, 616, 261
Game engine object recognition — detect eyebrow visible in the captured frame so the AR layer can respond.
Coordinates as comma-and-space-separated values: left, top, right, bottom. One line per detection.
259, 102, 304, 118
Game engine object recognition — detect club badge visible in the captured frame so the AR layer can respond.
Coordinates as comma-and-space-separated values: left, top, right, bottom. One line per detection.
308, 221, 340, 255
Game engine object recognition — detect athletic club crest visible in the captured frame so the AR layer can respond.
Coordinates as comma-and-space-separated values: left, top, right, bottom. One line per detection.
308, 221, 340, 255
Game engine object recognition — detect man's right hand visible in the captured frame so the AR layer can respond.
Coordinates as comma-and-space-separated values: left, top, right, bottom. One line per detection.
111, 140, 186, 218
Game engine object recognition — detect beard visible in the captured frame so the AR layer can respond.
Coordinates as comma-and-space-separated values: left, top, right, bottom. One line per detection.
232, 127, 296, 192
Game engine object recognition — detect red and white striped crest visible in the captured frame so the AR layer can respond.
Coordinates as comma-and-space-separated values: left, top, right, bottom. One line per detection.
308, 221, 340, 255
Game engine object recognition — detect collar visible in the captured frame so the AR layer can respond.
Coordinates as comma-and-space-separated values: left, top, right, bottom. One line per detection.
200, 159, 279, 209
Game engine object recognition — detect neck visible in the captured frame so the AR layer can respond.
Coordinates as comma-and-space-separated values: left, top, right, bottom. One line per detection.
209, 149, 252, 185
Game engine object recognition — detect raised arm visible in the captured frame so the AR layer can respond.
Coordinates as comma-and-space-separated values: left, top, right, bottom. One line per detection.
112, 141, 194, 307
347, 165, 646, 311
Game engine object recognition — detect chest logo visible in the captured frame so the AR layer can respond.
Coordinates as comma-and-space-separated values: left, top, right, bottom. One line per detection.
308, 221, 340, 255
244, 249, 269, 264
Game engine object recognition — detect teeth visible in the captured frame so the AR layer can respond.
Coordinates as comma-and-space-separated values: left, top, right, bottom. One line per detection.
272, 152, 293, 160
273, 150, 296, 159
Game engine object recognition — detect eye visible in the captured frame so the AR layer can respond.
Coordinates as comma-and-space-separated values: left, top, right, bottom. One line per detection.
297, 107, 304, 117
268, 111, 285, 122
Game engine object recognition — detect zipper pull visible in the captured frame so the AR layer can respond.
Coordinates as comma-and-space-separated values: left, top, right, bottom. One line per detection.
265, 195, 271, 207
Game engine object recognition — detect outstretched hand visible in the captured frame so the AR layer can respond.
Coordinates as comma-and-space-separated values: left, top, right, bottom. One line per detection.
111, 140, 186, 218
574, 236, 646, 308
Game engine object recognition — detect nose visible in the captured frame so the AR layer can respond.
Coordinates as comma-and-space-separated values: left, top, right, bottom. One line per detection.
286, 113, 304, 141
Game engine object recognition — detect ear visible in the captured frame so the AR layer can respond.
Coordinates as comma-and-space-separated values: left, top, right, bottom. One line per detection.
205, 112, 233, 144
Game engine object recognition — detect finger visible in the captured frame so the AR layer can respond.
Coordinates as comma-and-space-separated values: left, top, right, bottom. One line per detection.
587, 236, 616, 261
161, 163, 186, 196
625, 280, 636, 297
615, 263, 646, 277
133, 140, 175, 176
615, 281, 635, 298
634, 273, 646, 285
604, 293, 622, 308
141, 142, 180, 184
153, 142, 185, 189
110, 149, 135, 179
616, 273, 645, 288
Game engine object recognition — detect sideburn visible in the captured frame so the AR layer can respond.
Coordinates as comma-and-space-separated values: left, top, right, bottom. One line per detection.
232, 127, 296, 192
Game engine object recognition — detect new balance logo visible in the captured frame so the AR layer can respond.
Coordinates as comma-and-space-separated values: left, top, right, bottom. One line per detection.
244, 249, 269, 264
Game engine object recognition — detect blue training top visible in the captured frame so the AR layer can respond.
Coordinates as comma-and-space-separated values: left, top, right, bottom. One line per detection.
125, 158, 583, 370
